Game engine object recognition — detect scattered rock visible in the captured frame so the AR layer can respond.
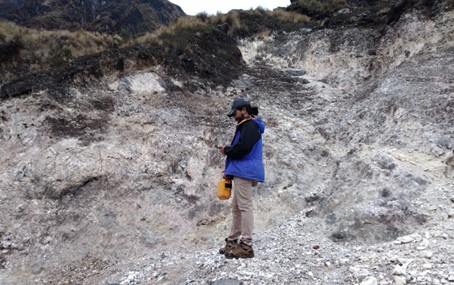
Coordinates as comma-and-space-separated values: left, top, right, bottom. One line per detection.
1, 3, 453, 285
353, 268, 372, 281
393, 275, 407, 285
116, 73, 166, 94
419, 250, 433, 259
360, 276, 378, 285
211, 279, 243, 285
395, 236, 414, 244
392, 265, 406, 276
336, 8, 352, 15
0, 252, 5, 269
448, 274, 454, 282
284, 68, 306, 77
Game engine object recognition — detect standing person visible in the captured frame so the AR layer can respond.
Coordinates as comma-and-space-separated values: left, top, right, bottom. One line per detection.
217, 98, 265, 259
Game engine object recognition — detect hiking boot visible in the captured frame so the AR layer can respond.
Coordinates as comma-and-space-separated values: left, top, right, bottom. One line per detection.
219, 238, 238, 254
225, 241, 254, 259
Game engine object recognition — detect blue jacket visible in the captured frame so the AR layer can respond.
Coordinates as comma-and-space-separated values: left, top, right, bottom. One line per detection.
224, 118, 265, 182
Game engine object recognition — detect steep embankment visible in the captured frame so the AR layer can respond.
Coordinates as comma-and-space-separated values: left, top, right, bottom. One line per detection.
0, 2, 453, 285
0, 0, 185, 34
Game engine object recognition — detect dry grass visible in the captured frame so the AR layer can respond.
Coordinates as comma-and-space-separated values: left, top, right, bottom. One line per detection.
208, 11, 243, 37
1, 6, 311, 83
267, 8, 311, 23
0, 21, 122, 81
133, 12, 242, 45
246, 6, 310, 23
134, 16, 210, 45
2, 7, 307, 60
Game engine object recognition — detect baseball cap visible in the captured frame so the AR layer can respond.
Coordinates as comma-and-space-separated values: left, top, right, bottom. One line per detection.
227, 98, 250, 117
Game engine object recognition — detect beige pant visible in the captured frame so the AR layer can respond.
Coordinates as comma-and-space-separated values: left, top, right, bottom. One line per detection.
228, 177, 254, 246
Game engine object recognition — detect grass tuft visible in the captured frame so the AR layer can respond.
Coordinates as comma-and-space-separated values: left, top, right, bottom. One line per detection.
0, 21, 122, 82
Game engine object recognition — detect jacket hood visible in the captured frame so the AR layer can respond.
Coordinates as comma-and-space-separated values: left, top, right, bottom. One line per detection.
254, 117, 266, 134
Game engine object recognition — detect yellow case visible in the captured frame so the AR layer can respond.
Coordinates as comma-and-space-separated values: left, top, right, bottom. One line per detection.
217, 179, 232, 200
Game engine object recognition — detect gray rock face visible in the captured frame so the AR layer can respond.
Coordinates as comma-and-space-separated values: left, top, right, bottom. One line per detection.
0, 6, 453, 285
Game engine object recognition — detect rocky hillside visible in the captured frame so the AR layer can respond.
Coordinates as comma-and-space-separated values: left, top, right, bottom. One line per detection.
0, 1, 453, 285
0, 0, 185, 34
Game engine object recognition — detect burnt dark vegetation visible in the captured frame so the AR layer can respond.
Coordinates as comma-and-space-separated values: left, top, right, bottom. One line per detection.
1, 0, 452, 99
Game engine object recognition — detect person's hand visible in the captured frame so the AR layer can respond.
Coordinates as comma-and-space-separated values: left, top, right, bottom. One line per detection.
216, 145, 226, 155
